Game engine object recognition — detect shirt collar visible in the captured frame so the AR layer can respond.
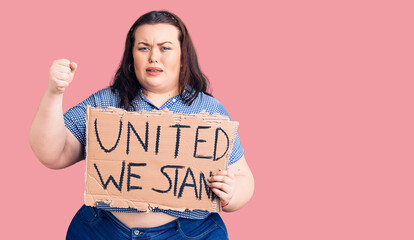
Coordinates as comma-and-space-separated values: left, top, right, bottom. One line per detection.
134, 88, 182, 110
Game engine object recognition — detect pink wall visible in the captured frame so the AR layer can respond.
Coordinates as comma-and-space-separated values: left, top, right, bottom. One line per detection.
1, 0, 414, 239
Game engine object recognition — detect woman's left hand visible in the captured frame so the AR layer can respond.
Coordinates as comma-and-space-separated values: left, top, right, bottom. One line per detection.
208, 168, 237, 207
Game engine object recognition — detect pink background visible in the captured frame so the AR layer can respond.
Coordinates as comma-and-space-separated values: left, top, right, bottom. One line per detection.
1, 0, 413, 239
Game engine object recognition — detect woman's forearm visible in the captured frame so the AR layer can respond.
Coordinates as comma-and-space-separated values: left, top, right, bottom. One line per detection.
29, 91, 67, 167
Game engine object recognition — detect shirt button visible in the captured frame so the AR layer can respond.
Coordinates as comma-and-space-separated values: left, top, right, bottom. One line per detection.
134, 230, 140, 235
172, 98, 177, 103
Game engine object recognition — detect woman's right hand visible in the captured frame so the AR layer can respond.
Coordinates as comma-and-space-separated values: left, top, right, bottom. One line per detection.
48, 59, 77, 95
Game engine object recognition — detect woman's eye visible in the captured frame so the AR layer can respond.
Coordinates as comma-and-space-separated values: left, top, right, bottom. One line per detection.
161, 47, 170, 51
138, 47, 149, 51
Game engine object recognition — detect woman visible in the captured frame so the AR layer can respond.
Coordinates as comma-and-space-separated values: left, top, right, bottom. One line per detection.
30, 10, 254, 239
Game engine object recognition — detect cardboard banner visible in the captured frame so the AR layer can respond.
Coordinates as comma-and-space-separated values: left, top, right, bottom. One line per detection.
84, 106, 239, 212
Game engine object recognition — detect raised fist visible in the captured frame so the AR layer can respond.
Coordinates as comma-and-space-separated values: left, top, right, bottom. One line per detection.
48, 59, 77, 94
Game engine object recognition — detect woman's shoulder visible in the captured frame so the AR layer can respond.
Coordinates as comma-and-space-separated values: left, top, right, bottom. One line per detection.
194, 92, 230, 117
82, 87, 121, 108
92, 87, 119, 98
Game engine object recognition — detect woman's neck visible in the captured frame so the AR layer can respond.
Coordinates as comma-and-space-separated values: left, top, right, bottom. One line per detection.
142, 88, 179, 108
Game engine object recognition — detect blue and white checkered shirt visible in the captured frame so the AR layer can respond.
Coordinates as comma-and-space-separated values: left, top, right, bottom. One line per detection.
64, 87, 244, 219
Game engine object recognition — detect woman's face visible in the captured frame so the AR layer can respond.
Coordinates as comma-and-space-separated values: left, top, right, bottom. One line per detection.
132, 23, 181, 95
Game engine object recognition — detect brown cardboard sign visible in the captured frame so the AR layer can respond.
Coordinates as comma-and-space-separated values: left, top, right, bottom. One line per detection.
84, 106, 239, 212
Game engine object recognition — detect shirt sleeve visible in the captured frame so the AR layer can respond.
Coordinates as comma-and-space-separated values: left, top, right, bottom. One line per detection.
63, 94, 97, 146
215, 102, 244, 165
229, 132, 244, 165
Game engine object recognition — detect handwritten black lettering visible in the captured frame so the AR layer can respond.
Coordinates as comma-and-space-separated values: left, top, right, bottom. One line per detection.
152, 165, 185, 194
213, 128, 229, 161
94, 161, 125, 192
170, 124, 190, 158
127, 163, 147, 191
178, 167, 198, 199
94, 118, 122, 153
194, 126, 212, 159
127, 121, 149, 154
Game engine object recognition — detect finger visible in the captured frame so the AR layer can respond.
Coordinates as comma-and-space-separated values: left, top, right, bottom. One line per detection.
211, 188, 230, 203
209, 182, 231, 193
213, 170, 229, 178
213, 170, 235, 180
56, 65, 71, 73
54, 71, 70, 81
70, 62, 77, 73
209, 175, 232, 184
55, 59, 71, 67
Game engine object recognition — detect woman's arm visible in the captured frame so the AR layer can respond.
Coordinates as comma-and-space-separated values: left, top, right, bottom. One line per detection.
209, 155, 255, 212
29, 59, 84, 169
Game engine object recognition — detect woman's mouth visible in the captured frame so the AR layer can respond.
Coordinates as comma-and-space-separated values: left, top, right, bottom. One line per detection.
146, 67, 163, 76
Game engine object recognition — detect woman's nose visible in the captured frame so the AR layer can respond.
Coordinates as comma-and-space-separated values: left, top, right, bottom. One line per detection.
149, 49, 160, 63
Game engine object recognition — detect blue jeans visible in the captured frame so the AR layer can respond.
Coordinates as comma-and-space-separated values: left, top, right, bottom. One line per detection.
66, 205, 228, 239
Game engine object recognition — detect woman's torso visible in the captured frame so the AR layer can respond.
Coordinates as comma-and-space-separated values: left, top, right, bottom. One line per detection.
64, 89, 241, 227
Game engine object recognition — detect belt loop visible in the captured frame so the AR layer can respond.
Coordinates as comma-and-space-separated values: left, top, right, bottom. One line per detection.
175, 218, 181, 231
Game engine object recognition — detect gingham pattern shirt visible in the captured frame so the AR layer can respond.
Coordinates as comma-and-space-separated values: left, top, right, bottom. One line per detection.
64, 87, 244, 219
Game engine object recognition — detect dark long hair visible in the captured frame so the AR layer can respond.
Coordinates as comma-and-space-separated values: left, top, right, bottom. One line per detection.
111, 10, 211, 110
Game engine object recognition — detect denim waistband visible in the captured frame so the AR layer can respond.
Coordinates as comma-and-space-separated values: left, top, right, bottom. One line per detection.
68, 205, 226, 239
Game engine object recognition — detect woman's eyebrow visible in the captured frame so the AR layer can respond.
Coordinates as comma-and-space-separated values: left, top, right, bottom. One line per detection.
137, 41, 173, 46
158, 41, 173, 45
137, 42, 150, 46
